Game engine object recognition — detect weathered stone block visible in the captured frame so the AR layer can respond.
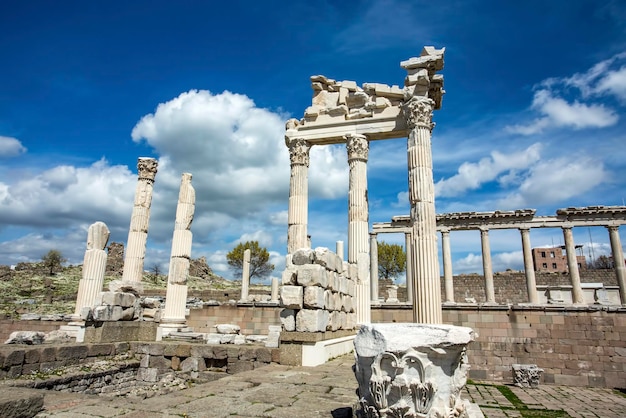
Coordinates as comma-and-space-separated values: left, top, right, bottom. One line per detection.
92, 305, 124, 321
281, 266, 297, 285
280, 309, 296, 332
296, 309, 329, 332
304, 286, 325, 309
189, 345, 214, 358
136, 367, 158, 382
216, 324, 240, 334
292, 248, 315, 265
280, 286, 303, 309
296, 264, 328, 287
56, 345, 88, 361
180, 357, 206, 372
100, 291, 136, 307
346, 279, 355, 297
4, 331, 45, 345
0, 387, 43, 418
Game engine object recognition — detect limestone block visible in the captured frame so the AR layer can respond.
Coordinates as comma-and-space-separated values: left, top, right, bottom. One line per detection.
313, 247, 335, 270
343, 295, 354, 313
338, 276, 347, 295
234, 335, 247, 345
121, 307, 135, 321
4, 331, 45, 345
216, 324, 240, 334
280, 285, 303, 309
92, 305, 123, 321
296, 309, 329, 332
220, 334, 236, 344
338, 311, 347, 330
180, 357, 206, 372
142, 297, 161, 308
100, 291, 136, 308
205, 334, 222, 345
136, 367, 158, 382
348, 264, 358, 281
328, 311, 340, 331
304, 286, 326, 309
353, 323, 475, 418
346, 279, 356, 297
245, 335, 268, 344
265, 332, 279, 348
292, 248, 315, 265
280, 309, 296, 332
281, 266, 297, 285
142, 308, 159, 318
346, 312, 356, 330
324, 290, 334, 311
327, 271, 337, 291
79, 307, 92, 321
296, 264, 328, 287
333, 292, 342, 312
108, 280, 143, 295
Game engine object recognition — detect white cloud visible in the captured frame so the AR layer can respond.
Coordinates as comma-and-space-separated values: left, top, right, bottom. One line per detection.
435, 144, 541, 198
453, 250, 523, 274
496, 157, 607, 208
507, 52, 625, 135
0, 136, 27, 158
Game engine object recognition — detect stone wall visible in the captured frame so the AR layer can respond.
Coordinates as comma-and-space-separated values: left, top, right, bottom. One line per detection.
186, 304, 281, 335
372, 306, 626, 388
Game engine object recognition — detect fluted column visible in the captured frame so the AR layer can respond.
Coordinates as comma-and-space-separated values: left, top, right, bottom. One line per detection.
161, 173, 195, 325
73, 222, 110, 319
607, 225, 626, 305
270, 277, 279, 303
346, 133, 370, 324
286, 138, 311, 255
240, 249, 251, 302
562, 226, 584, 304
404, 97, 442, 324
404, 233, 413, 304
520, 227, 538, 304
122, 157, 158, 283
441, 229, 454, 303
370, 233, 379, 303
480, 228, 496, 304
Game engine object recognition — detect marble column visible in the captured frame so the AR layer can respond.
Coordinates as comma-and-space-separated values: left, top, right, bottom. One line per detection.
404, 233, 413, 304
336, 241, 344, 262
370, 233, 379, 303
441, 229, 454, 303
480, 228, 496, 304
286, 138, 311, 255
73, 222, 110, 319
240, 248, 251, 302
562, 226, 584, 304
404, 97, 442, 324
270, 276, 279, 303
161, 173, 195, 325
520, 227, 538, 304
607, 225, 626, 305
122, 157, 158, 283
346, 133, 371, 324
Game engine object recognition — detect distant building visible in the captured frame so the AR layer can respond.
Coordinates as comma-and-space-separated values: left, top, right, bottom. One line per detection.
531, 246, 587, 273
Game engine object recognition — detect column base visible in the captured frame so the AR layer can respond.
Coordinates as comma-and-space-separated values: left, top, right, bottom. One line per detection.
156, 322, 189, 341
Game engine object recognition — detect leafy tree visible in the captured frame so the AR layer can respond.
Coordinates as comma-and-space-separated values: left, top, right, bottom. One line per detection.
41, 249, 67, 275
378, 241, 406, 281
226, 241, 274, 281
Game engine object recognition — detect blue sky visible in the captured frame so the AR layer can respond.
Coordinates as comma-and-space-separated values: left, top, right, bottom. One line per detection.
1, 0, 625, 281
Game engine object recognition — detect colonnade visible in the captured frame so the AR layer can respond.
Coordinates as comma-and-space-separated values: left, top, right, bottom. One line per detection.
373, 207, 626, 306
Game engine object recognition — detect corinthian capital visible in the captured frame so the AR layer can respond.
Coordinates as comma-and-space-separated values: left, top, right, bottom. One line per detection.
345, 133, 369, 161
137, 157, 158, 182
286, 138, 311, 166
403, 97, 435, 130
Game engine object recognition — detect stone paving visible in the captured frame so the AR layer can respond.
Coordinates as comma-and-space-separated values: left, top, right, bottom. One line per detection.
32, 354, 626, 417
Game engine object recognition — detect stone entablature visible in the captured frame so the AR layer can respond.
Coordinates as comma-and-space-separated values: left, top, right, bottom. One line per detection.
284, 46, 445, 145
280, 248, 357, 332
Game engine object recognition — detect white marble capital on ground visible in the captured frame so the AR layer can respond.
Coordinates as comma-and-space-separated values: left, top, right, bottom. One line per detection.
354, 323, 476, 418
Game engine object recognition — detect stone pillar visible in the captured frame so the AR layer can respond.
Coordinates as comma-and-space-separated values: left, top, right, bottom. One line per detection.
240, 249, 251, 302
370, 233, 379, 303
404, 233, 413, 304
270, 276, 279, 303
607, 225, 626, 305
404, 97, 442, 324
520, 227, 538, 304
73, 222, 110, 319
441, 229, 454, 303
286, 138, 311, 254
562, 226, 584, 304
346, 133, 371, 324
336, 240, 344, 262
480, 228, 496, 304
122, 157, 158, 283
161, 173, 195, 326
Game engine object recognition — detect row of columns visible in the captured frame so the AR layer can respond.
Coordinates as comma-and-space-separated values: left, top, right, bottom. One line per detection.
439, 225, 626, 305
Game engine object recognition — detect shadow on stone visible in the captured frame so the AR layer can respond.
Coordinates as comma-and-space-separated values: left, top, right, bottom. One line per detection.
331, 406, 353, 418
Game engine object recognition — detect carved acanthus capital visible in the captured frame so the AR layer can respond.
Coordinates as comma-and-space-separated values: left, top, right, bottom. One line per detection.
345, 133, 369, 161
137, 158, 158, 182
286, 138, 311, 166
403, 96, 435, 130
